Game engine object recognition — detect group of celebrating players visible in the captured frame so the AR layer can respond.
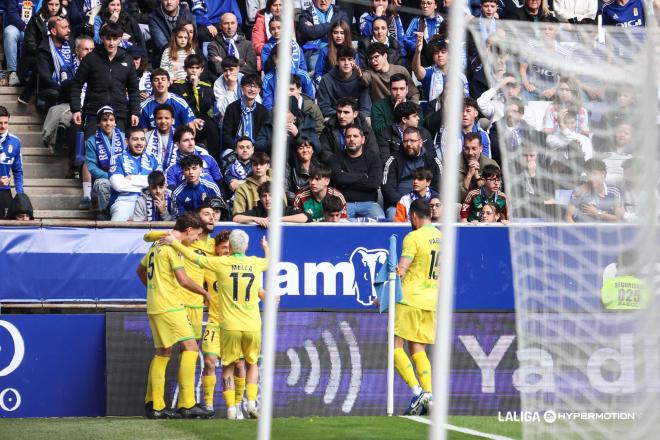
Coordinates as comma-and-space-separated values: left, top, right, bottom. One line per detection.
136, 197, 440, 419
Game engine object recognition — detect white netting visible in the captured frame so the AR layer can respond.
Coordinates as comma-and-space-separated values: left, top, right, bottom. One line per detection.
469, 16, 659, 440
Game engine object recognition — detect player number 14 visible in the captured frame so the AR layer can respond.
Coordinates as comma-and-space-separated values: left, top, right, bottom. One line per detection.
428, 250, 440, 280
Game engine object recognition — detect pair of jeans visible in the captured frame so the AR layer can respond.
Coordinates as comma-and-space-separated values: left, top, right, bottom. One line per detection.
3, 25, 23, 72
346, 201, 385, 221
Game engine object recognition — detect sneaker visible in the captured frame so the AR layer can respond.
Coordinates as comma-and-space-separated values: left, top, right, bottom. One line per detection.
246, 401, 259, 419
227, 405, 237, 420
8, 72, 20, 87
147, 406, 179, 419
404, 391, 429, 416
17, 95, 29, 105
178, 403, 214, 419
79, 196, 91, 210
235, 404, 244, 420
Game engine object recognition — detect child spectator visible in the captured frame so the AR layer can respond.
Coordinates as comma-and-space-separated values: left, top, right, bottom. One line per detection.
232, 152, 270, 215
252, 0, 284, 69
93, 0, 146, 52
293, 164, 347, 222
233, 181, 310, 227
403, 0, 444, 64
413, 38, 468, 103
133, 170, 175, 221
171, 54, 220, 160
0, 106, 24, 219
9, 193, 34, 221
475, 202, 504, 224
460, 165, 509, 223
138, 68, 196, 131
222, 74, 269, 148
145, 104, 177, 169
260, 16, 307, 74
83, 106, 126, 214
322, 195, 347, 223
213, 56, 246, 119
476, 0, 498, 43
359, 0, 405, 50
543, 76, 590, 136
564, 158, 624, 223
393, 167, 439, 223
171, 154, 222, 217
160, 23, 195, 81
602, 122, 634, 189
261, 45, 315, 111
165, 125, 223, 188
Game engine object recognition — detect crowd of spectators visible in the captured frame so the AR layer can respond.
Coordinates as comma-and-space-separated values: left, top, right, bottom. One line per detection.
0, 0, 653, 224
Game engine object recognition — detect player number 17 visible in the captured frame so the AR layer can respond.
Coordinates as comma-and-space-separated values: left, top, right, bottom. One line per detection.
230, 272, 255, 301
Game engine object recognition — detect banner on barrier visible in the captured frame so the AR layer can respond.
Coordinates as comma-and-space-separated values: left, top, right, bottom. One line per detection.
0, 225, 514, 311
0, 315, 105, 418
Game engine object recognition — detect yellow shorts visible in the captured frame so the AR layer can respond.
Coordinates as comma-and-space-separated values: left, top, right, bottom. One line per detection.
395, 303, 436, 344
185, 306, 204, 340
148, 309, 195, 349
220, 329, 261, 366
202, 323, 221, 356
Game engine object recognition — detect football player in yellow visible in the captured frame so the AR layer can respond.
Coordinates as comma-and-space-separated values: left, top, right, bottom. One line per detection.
394, 199, 441, 415
161, 229, 269, 420
136, 212, 213, 419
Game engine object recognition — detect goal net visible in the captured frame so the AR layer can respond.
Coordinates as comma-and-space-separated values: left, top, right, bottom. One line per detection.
468, 16, 660, 440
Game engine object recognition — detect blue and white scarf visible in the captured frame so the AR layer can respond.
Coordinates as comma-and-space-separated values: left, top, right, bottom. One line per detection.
479, 16, 497, 43
95, 128, 125, 171
239, 98, 256, 141
83, 0, 102, 13
409, 188, 436, 202
49, 37, 74, 84
119, 151, 155, 176
191, 0, 207, 13
224, 35, 239, 59
227, 160, 251, 181
429, 66, 446, 102
139, 70, 153, 96
145, 128, 175, 168
145, 191, 172, 221
304, 5, 334, 51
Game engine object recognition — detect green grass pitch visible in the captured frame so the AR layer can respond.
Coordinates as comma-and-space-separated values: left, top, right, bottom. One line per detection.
0, 416, 522, 440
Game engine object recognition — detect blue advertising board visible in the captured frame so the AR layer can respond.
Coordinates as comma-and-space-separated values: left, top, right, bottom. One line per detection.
0, 315, 105, 417
0, 225, 514, 310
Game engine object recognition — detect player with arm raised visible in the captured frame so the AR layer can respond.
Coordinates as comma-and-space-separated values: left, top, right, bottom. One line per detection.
136, 212, 213, 419
394, 199, 441, 415
162, 229, 270, 420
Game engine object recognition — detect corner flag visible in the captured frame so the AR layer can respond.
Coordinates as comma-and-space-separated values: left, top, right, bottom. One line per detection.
374, 234, 403, 313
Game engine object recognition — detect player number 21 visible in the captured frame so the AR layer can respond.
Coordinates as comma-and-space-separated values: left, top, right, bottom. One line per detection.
428, 250, 440, 280
230, 272, 255, 301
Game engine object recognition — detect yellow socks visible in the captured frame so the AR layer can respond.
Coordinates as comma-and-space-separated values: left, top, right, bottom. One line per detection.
412, 351, 432, 393
202, 374, 216, 408
394, 348, 420, 391
246, 383, 258, 402
145, 357, 154, 405
149, 355, 170, 411
223, 389, 236, 408
178, 351, 198, 409
234, 376, 246, 404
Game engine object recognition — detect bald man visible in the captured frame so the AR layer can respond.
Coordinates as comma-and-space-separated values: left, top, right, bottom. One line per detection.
207, 13, 257, 77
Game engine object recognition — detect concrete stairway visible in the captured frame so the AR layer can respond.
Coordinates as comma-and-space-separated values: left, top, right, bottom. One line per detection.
0, 87, 94, 220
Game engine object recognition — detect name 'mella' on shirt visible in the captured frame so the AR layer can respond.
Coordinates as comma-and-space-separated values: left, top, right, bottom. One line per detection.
169, 240, 269, 332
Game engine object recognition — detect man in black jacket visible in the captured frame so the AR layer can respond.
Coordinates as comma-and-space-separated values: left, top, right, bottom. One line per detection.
70, 22, 140, 139
382, 127, 442, 219
37, 17, 73, 110
318, 97, 379, 167
221, 74, 269, 152
328, 124, 384, 221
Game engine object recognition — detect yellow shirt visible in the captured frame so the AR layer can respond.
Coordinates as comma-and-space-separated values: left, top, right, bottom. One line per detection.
171, 240, 268, 331
601, 275, 650, 310
140, 243, 185, 314
144, 231, 215, 308
400, 224, 442, 311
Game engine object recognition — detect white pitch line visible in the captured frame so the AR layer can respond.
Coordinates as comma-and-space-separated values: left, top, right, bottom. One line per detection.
401, 416, 516, 440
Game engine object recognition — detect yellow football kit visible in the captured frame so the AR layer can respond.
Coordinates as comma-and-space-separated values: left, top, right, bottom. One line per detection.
170, 240, 268, 365
140, 243, 194, 348
395, 224, 441, 344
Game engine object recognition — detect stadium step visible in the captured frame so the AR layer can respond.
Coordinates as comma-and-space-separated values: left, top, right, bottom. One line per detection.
12, 132, 43, 147
33, 209, 96, 220
31, 194, 83, 210
23, 163, 69, 179
23, 178, 81, 188
0, 101, 39, 116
